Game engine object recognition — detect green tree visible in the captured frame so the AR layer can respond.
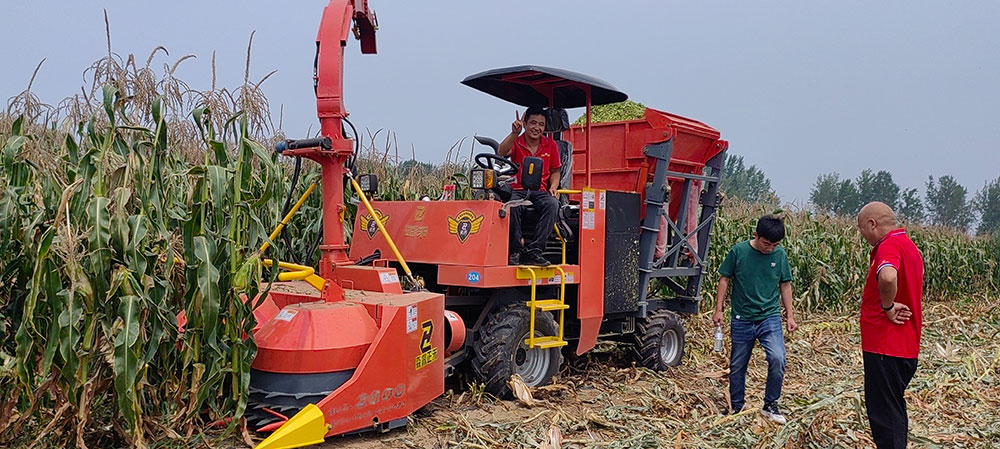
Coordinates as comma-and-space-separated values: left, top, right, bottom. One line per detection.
856, 169, 900, 210
399, 159, 434, 176
898, 187, 925, 224
719, 154, 779, 205
926, 175, 974, 232
810, 172, 859, 215
974, 176, 1000, 236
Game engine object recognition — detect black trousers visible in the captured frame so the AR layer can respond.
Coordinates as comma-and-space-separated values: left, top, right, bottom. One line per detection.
863, 351, 917, 449
508, 189, 559, 254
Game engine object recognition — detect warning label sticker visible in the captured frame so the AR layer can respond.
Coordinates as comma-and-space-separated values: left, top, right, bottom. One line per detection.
582, 190, 596, 210
582, 211, 595, 230
275, 309, 298, 322
380, 271, 399, 284
406, 305, 418, 333
599, 191, 606, 210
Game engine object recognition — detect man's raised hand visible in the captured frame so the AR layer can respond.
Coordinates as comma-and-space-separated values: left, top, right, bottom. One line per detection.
511, 110, 523, 135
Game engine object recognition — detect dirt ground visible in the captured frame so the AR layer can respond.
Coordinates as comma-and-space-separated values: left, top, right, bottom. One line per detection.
249, 301, 998, 449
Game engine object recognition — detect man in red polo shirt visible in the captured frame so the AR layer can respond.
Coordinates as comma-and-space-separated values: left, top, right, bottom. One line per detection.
856, 201, 924, 449
498, 106, 561, 266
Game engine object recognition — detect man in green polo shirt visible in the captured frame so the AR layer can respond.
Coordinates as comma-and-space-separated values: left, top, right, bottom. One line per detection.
712, 214, 798, 424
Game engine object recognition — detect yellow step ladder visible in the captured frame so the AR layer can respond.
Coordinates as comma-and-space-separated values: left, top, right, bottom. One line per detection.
515, 265, 568, 349
516, 223, 570, 349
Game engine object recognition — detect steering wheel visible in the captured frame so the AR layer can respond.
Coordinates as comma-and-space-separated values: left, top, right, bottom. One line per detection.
474, 153, 518, 177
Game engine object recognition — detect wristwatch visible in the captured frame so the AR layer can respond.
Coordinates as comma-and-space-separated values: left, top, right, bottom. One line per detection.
881, 303, 893, 312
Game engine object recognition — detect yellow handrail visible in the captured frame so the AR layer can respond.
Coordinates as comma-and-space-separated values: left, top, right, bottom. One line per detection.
260, 182, 318, 254
260, 182, 324, 293
524, 266, 537, 348
552, 224, 567, 265
262, 259, 326, 291
554, 265, 566, 343
348, 174, 414, 278
556, 189, 582, 195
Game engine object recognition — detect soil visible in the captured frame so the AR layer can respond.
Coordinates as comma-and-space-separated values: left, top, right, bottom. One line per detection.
243, 302, 999, 448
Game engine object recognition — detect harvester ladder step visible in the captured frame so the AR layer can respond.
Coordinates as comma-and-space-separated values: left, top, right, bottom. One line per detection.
525, 299, 570, 311
519, 266, 568, 349
526, 336, 569, 349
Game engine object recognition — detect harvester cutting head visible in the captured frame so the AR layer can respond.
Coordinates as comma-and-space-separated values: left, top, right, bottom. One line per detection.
245, 1, 448, 448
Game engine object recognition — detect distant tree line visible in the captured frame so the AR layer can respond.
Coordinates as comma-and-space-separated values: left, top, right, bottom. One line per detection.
718, 154, 779, 206
809, 170, 999, 236
714, 153, 999, 236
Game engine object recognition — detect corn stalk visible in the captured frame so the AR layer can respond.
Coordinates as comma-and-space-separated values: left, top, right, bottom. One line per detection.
0, 86, 282, 447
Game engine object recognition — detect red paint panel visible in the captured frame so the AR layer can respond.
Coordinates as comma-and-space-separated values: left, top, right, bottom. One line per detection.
335, 265, 403, 294
575, 188, 606, 355
251, 301, 378, 373
564, 108, 726, 211
314, 291, 444, 436
437, 264, 581, 288
349, 200, 508, 267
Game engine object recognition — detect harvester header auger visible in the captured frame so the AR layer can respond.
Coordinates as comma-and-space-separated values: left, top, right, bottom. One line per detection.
248, 1, 729, 447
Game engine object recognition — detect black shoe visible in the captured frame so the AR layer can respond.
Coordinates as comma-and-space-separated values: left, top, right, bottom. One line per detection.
508, 252, 521, 265
519, 251, 550, 266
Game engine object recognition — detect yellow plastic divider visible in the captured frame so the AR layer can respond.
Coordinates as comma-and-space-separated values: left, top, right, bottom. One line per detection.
253, 403, 328, 449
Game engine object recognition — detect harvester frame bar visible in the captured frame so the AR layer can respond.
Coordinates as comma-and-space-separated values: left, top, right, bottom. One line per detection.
636, 139, 727, 312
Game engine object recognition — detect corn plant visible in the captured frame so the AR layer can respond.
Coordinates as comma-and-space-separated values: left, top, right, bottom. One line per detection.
702, 202, 998, 313
0, 85, 286, 448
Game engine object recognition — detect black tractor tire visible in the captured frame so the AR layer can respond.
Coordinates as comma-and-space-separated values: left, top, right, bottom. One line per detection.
631, 309, 686, 370
472, 302, 563, 398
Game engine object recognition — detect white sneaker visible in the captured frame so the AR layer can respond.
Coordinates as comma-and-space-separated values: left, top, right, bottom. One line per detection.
761, 402, 787, 424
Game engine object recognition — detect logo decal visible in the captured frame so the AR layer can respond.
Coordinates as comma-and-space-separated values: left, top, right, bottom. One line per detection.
447, 210, 484, 243
771, 262, 776, 268
359, 210, 389, 239
415, 319, 438, 370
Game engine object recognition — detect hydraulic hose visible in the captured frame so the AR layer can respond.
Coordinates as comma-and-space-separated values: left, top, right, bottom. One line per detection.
279, 156, 303, 263
343, 117, 360, 171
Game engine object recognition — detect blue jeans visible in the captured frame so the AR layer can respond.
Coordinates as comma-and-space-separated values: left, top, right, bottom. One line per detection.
729, 315, 786, 411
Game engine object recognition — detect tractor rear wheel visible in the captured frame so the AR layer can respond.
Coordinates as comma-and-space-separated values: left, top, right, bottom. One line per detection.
472, 302, 563, 397
632, 309, 686, 370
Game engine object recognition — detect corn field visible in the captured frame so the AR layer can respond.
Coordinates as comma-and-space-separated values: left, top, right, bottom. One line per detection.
704, 202, 999, 313
2, 52, 998, 449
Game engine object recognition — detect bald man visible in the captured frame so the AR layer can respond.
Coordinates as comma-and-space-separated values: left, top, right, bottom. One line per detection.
856, 202, 924, 449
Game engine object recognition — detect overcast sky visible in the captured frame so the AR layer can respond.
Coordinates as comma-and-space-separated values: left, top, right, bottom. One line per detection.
3, 1, 998, 203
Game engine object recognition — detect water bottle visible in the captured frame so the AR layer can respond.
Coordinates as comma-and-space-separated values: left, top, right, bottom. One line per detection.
713, 324, 724, 353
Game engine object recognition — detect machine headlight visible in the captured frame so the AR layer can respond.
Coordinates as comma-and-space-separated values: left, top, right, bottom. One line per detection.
358, 173, 378, 195
470, 169, 484, 189
470, 169, 495, 190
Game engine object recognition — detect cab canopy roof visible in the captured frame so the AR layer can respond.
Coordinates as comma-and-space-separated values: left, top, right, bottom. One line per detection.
461, 65, 628, 109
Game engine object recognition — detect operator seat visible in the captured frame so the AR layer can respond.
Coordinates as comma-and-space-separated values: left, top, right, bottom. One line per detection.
545, 108, 574, 193
545, 108, 577, 247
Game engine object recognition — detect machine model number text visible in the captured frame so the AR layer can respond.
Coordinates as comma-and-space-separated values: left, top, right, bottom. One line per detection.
355, 383, 406, 409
